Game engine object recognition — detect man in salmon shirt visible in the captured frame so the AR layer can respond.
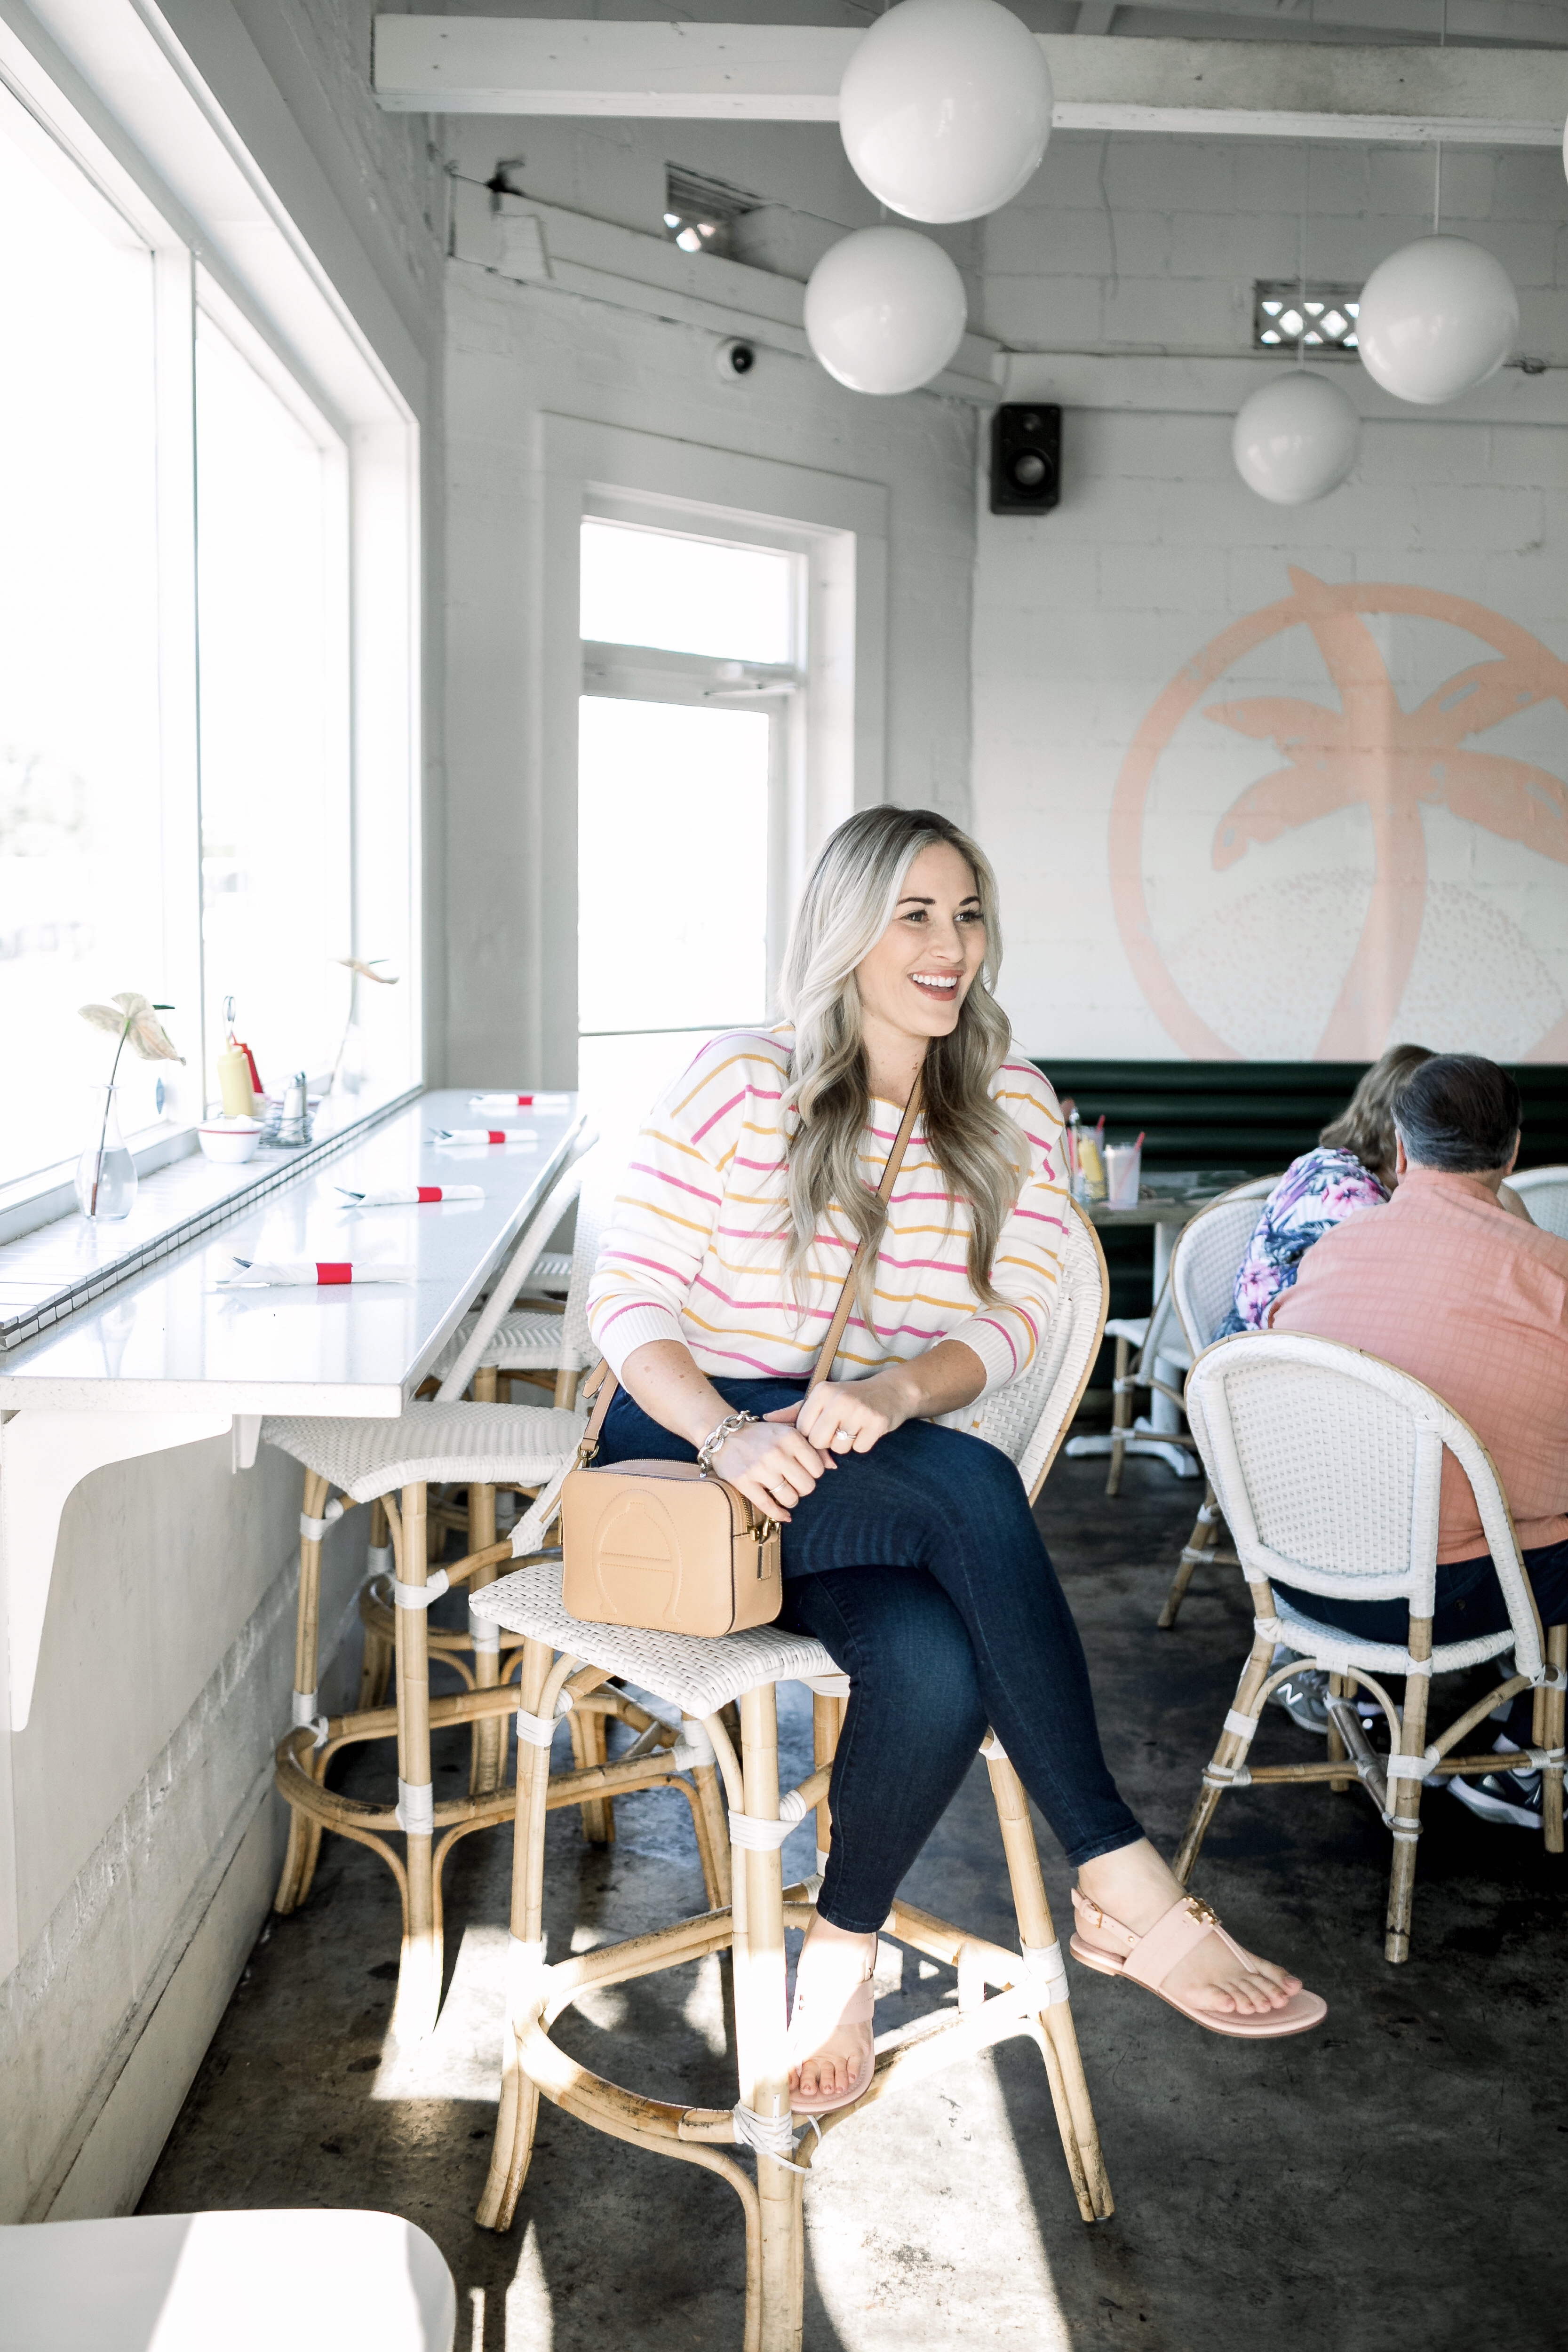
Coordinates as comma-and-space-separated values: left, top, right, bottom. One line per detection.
1268, 1053, 1568, 1833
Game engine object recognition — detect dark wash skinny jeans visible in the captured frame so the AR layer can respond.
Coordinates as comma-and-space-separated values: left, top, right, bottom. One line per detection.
598, 1376, 1145, 1935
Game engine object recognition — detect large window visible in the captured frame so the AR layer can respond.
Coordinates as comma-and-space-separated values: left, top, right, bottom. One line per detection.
196, 315, 349, 1108
577, 515, 803, 1122
0, 56, 401, 1213
0, 91, 167, 1183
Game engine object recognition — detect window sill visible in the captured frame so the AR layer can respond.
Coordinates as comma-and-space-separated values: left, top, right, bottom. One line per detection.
0, 1083, 422, 1356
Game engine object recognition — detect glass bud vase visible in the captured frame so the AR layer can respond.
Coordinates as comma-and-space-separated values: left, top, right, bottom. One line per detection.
75, 1083, 138, 1220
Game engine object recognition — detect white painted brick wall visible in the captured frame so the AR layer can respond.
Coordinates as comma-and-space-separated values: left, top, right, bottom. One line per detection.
974, 131, 1568, 1065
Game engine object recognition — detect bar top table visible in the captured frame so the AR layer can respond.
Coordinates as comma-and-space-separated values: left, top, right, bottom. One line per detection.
0, 1089, 587, 1732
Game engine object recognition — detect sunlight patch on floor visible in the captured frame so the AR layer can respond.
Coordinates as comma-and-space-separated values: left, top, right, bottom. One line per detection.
805, 2049, 1072, 2350
371, 1924, 509, 2102
505, 2221, 553, 2352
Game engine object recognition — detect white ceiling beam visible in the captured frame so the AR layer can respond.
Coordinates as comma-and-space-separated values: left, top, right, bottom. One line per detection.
374, 19, 1568, 144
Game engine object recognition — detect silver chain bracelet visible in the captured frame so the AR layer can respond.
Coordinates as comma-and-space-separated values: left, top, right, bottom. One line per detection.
697, 1410, 757, 1476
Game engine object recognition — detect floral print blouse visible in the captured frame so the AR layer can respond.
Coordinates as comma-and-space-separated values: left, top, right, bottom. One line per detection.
1213, 1147, 1389, 1339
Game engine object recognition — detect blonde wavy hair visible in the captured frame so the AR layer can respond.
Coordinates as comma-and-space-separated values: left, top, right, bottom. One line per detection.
775, 805, 1029, 1321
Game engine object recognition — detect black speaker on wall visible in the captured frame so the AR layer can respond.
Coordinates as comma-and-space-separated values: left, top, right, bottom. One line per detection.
990, 403, 1060, 515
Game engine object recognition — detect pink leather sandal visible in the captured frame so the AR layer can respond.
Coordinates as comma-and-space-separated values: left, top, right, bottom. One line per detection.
787, 1961, 877, 2116
1070, 1888, 1326, 2039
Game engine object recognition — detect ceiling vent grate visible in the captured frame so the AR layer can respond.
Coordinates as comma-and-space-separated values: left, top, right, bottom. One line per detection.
662, 166, 762, 258
1254, 280, 1361, 354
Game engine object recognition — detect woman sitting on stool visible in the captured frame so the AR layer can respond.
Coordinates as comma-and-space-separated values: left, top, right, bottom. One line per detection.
586, 804, 1323, 2110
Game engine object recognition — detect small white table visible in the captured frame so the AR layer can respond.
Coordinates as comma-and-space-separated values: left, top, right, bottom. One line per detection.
0, 1091, 586, 1734
1064, 1176, 1251, 1478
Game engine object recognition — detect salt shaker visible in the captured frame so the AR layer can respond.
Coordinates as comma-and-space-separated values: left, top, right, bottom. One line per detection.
277, 1071, 312, 1148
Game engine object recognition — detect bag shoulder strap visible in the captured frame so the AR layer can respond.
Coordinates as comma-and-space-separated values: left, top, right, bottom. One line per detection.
576, 1067, 925, 1438
808, 1071, 924, 1391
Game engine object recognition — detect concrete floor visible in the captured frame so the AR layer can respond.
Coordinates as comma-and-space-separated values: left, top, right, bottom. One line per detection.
141, 1454, 1567, 2351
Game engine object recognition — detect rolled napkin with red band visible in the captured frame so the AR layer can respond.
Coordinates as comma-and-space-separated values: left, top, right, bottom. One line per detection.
430, 1127, 537, 1145
336, 1184, 484, 1206
221, 1259, 417, 1287
469, 1092, 570, 1111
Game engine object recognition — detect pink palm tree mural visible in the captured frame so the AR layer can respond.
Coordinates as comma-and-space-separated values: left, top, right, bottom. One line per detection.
1109, 568, 1568, 1061
1205, 568, 1568, 1056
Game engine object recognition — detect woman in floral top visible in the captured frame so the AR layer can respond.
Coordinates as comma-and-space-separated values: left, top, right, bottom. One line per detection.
1214, 1043, 1433, 1338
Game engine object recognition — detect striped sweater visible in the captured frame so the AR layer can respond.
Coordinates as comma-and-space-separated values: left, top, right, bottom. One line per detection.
587, 1028, 1069, 1408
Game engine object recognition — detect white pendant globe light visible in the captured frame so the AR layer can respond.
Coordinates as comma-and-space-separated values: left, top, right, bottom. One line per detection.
1356, 235, 1518, 405
804, 227, 967, 395
1232, 372, 1361, 506
838, 0, 1052, 225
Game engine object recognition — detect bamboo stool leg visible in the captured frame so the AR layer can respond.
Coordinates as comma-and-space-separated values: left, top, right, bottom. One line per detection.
1105, 1335, 1133, 1500
1175, 1585, 1276, 1883
737, 1683, 803, 2352
1158, 1483, 1222, 1631
358, 1497, 394, 1708
1327, 1672, 1352, 1794
568, 1703, 614, 1845
478, 1635, 564, 2233
983, 1745, 1113, 2223
689, 1727, 732, 1911
391, 1481, 442, 2041
1544, 1624, 1566, 1855
1385, 1617, 1432, 1963
466, 1371, 507, 1798
276, 1470, 331, 1915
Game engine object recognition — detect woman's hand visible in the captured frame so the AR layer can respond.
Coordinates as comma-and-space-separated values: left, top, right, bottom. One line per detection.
770, 1370, 918, 1459
713, 1416, 837, 1523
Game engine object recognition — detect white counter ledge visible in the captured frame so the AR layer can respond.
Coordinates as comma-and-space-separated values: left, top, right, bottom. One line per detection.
0, 1090, 586, 1748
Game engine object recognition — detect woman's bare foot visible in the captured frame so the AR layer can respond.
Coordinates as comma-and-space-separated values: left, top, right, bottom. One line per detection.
1076, 1840, 1303, 2019
788, 1916, 876, 2100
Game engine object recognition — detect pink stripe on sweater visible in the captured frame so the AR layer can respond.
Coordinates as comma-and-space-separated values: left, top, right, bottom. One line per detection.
972, 1315, 1020, 1373
629, 1159, 723, 1207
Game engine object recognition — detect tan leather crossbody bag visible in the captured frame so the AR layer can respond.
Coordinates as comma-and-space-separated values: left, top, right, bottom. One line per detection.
556, 1077, 924, 1637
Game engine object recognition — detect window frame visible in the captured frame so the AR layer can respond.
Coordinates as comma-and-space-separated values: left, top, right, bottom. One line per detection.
538, 414, 890, 1088
579, 503, 807, 1038
0, 5, 423, 1241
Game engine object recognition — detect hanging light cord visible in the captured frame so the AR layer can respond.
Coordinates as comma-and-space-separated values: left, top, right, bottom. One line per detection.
1433, 0, 1447, 235
1297, 143, 1308, 366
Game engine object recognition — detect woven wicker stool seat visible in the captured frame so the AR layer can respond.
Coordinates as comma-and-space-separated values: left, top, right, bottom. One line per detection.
430, 1308, 573, 1379
472, 1558, 840, 1714
468, 1201, 1118, 2348
263, 1401, 587, 1498
531, 1249, 571, 1292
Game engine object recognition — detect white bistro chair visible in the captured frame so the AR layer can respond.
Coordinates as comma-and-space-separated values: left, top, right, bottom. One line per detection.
0, 2209, 455, 2352
1511, 1163, 1568, 1240
468, 1204, 1115, 2344
1098, 1271, 1195, 1498
1176, 1332, 1567, 1962
1157, 1176, 1277, 1629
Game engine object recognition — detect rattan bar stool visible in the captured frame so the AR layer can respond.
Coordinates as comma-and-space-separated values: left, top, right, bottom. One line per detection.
1176, 1332, 1567, 1961
266, 1402, 735, 2040
468, 1205, 1114, 2345
469, 1584, 1111, 2348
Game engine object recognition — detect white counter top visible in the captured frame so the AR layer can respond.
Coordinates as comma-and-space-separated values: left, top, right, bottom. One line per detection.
0, 1091, 587, 1417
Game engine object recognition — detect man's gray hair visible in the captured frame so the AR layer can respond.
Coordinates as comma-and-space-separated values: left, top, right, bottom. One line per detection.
1391, 1054, 1521, 1173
